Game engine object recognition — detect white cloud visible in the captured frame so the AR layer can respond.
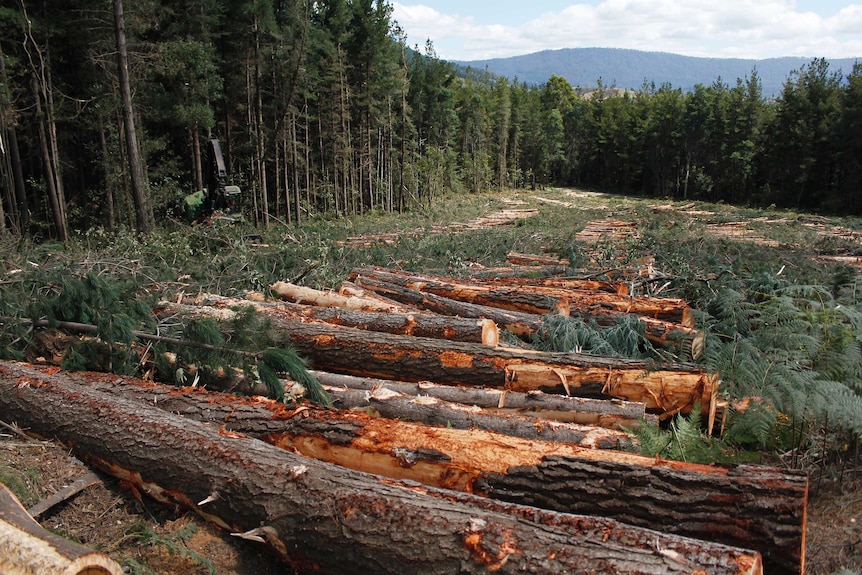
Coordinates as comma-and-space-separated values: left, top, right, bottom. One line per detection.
392, 1, 862, 61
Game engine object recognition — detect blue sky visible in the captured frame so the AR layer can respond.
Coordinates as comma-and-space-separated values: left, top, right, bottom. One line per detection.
391, 1, 862, 61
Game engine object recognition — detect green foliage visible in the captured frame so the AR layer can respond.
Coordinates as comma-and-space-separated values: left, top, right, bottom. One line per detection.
532, 314, 666, 360
632, 407, 727, 463
155, 309, 331, 406
260, 347, 332, 406
28, 272, 155, 375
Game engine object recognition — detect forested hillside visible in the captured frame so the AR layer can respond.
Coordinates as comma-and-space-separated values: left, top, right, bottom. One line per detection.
1, 0, 861, 240
454, 47, 862, 96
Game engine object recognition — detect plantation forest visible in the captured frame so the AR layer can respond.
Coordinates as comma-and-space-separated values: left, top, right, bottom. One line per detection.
0, 0, 861, 238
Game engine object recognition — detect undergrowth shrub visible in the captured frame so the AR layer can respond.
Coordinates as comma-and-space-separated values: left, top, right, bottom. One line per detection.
701, 279, 862, 451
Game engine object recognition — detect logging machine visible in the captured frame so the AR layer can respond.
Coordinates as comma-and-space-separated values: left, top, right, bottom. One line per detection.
184, 138, 241, 222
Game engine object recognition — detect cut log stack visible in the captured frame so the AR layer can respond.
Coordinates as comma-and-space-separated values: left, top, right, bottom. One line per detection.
0, 261, 810, 574
0, 362, 804, 574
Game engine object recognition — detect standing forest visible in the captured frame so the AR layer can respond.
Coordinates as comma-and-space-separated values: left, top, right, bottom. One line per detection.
0, 0, 861, 239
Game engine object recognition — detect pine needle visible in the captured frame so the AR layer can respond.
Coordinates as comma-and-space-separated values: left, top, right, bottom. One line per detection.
260, 347, 332, 407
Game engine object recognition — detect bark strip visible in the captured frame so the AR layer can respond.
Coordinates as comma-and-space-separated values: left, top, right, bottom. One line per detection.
183, 293, 499, 346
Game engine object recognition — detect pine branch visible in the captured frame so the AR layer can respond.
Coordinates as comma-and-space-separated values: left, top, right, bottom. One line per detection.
0, 316, 331, 406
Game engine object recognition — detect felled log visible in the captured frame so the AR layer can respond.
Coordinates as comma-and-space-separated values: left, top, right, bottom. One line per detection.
168, 300, 717, 420
311, 370, 654, 430
472, 274, 630, 295
0, 482, 123, 575
351, 276, 545, 337
270, 281, 414, 313
29, 365, 801, 573
58, 367, 626, 449
349, 267, 571, 316
0, 363, 763, 575
184, 293, 499, 346
505, 252, 571, 267
468, 265, 569, 279
337, 280, 424, 312
354, 276, 702, 357
325, 386, 630, 447
351, 266, 694, 327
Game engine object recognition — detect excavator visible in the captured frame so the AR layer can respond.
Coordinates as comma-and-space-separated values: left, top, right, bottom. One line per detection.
183, 138, 242, 223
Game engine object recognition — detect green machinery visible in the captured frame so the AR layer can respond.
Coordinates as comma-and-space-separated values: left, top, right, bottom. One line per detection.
184, 138, 241, 222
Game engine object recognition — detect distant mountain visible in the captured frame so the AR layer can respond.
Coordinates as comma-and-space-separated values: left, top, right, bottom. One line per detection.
454, 48, 861, 96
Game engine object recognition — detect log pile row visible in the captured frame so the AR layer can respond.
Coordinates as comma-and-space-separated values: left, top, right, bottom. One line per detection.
576, 217, 640, 243
338, 206, 539, 248
0, 262, 809, 574
0, 362, 805, 574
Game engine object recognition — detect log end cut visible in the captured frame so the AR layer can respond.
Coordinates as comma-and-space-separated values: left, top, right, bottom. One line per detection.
0, 484, 124, 575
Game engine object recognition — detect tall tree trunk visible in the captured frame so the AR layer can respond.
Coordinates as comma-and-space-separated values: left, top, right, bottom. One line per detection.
31, 77, 67, 242
0, 41, 27, 236
254, 14, 269, 229
292, 110, 301, 224
113, 0, 153, 233
20, 1, 67, 241
192, 125, 203, 192
98, 119, 116, 230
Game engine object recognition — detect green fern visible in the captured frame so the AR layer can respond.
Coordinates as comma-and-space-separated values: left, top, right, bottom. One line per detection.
702, 279, 862, 450
632, 406, 726, 463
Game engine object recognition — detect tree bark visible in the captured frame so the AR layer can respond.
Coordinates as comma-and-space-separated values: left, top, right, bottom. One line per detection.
472, 272, 630, 295
350, 267, 572, 316
351, 276, 546, 337
163, 301, 718, 421
0, 363, 763, 575
351, 267, 694, 327
0, 483, 123, 575
311, 370, 655, 429
271, 281, 414, 313
337, 281, 424, 312
188, 293, 499, 346
505, 252, 571, 267
474, 456, 806, 575
324, 386, 628, 446
113, 0, 153, 233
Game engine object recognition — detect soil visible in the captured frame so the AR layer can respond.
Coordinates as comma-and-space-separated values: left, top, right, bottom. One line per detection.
1, 420, 858, 574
